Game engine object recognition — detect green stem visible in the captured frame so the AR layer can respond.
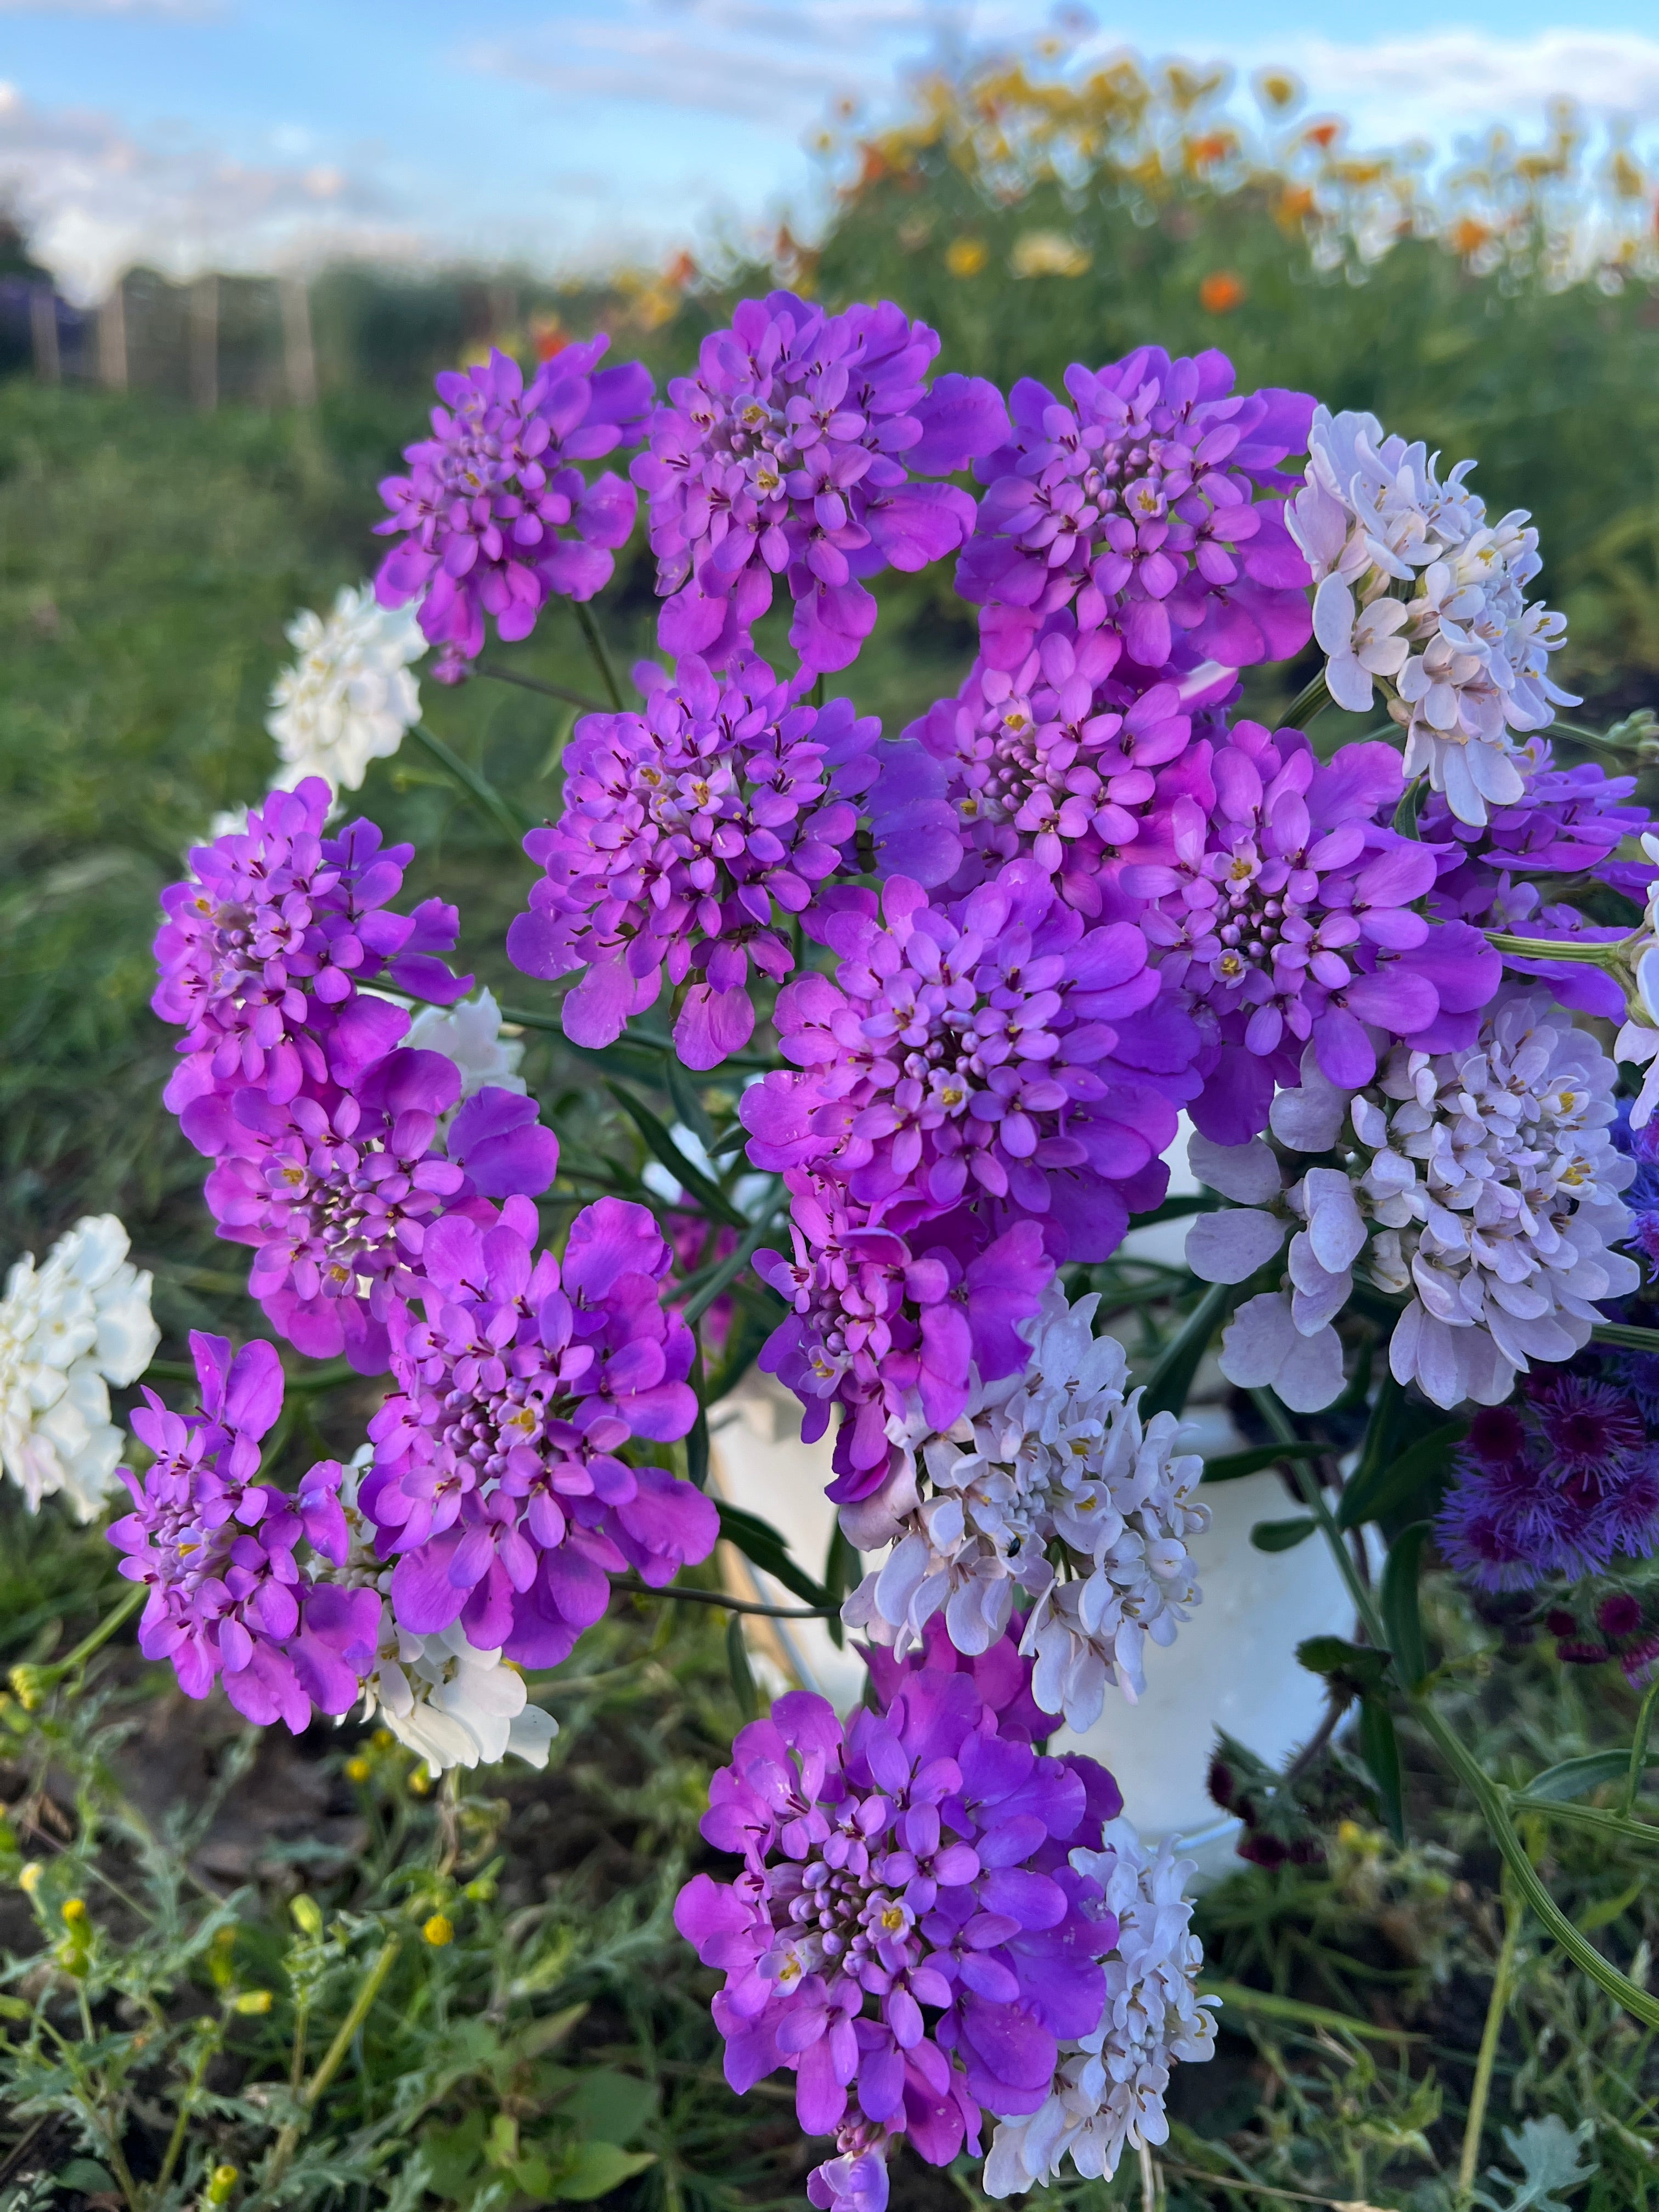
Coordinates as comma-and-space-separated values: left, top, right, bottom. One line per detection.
1624, 1673, 1659, 1818
572, 599, 624, 710
152, 2034, 216, 2205
612, 1575, 839, 1621
1198, 1978, 1421, 2043
680, 1209, 783, 1328
1254, 1390, 1382, 1641
475, 660, 604, 712
1591, 1321, 1659, 1354
407, 722, 529, 839
1283, 668, 1334, 727
1514, 1796, 1659, 1849
1457, 1871, 1522, 2207
1414, 1701, 1659, 2029
9, 1583, 146, 1707
260, 1938, 401, 2197
1485, 929, 1634, 967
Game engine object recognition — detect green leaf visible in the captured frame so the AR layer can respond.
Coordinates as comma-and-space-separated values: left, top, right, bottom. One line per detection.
726, 1614, 759, 1723
822, 1522, 859, 1652
606, 1084, 747, 1228
422, 2112, 488, 2200
1515, 1750, 1645, 1804
1392, 776, 1427, 838
1358, 1693, 1406, 1844
553, 2143, 658, 2202
561, 2070, 657, 2146
716, 1500, 831, 1611
664, 1055, 716, 1149
57, 2163, 118, 2196
1201, 1440, 1325, 1484
1579, 1877, 1645, 1933
1139, 1279, 1234, 1421
1250, 1515, 1316, 1552
1131, 1192, 1219, 1227
1380, 1523, 1431, 1689
1338, 1417, 1465, 1530
1296, 1635, 1390, 1693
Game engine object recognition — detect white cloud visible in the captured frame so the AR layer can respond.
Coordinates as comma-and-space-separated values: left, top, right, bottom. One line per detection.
0, 0, 221, 14
0, 83, 423, 300
1294, 30, 1659, 123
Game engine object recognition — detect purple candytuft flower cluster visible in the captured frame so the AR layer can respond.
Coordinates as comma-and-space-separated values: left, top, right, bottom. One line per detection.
155, 778, 471, 1114
631, 291, 1008, 673
507, 653, 880, 1068
109, 1333, 380, 1730
1118, 720, 1501, 1143
743, 865, 1195, 1261
156, 787, 559, 1372
957, 349, 1314, 676
869, 622, 1203, 911
1436, 1357, 1659, 1591
360, 1195, 716, 1667
673, 1652, 1121, 2194
374, 340, 652, 672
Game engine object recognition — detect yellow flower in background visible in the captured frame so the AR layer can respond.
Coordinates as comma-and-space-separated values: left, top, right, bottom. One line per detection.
945, 236, 989, 278
1009, 230, 1091, 279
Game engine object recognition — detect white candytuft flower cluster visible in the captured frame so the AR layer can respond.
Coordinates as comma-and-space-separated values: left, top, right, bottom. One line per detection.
842, 1284, 1208, 1730
1188, 996, 1637, 1413
335, 1451, 556, 1773
267, 583, 425, 795
0, 1216, 159, 1519
983, 1819, 1217, 2197
1289, 406, 1575, 828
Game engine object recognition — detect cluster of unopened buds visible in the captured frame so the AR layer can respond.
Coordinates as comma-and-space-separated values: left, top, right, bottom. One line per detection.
49, 281, 1659, 2208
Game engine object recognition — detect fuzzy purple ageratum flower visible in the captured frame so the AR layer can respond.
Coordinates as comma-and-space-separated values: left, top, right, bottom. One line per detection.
507, 653, 879, 1068
741, 863, 1198, 1266
154, 779, 470, 1115
631, 291, 1008, 673
755, 1190, 1053, 1493
188, 1051, 558, 1374
1436, 1359, 1659, 1591
1119, 720, 1502, 1143
956, 349, 1314, 674
108, 1332, 381, 1730
359, 1195, 714, 1667
673, 1663, 1122, 2180
374, 340, 652, 668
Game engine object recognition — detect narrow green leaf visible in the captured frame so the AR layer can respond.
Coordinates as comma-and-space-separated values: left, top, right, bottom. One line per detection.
664, 1056, 716, 1149
1131, 1192, 1219, 1227
726, 1614, 759, 1723
1358, 1694, 1406, 1844
686, 1396, 710, 1493
1592, 1321, 1659, 1353
716, 1500, 832, 1611
1201, 1440, 1325, 1485
1381, 1523, 1431, 1690
1339, 1417, 1465, 1530
1579, 1877, 1645, 1933
1197, 1979, 1422, 2043
681, 1210, 783, 1328
1392, 776, 1427, 839
822, 1522, 859, 1652
1334, 1370, 1402, 1527
1139, 1279, 1234, 1421
1296, 1635, 1390, 1691
606, 1084, 747, 1228
1516, 1750, 1649, 1805
1251, 1516, 1316, 1553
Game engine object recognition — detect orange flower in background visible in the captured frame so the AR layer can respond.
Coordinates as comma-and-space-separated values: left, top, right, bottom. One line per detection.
1199, 270, 1246, 313
946, 236, 989, 277
1189, 132, 1232, 171
530, 315, 567, 362
663, 251, 698, 291
1451, 217, 1492, 258
1305, 120, 1341, 151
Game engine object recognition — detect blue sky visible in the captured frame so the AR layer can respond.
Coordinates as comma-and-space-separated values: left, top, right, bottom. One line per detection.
4, 0, 1659, 298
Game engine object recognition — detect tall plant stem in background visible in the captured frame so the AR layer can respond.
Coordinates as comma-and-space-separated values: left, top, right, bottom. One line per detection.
259, 1938, 403, 2197
572, 599, 625, 710
407, 722, 529, 840
477, 660, 605, 712
1457, 1869, 1522, 2205
1283, 668, 1334, 727
8, 1582, 145, 1708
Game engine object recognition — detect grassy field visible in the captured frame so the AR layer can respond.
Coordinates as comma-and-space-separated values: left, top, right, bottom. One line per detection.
7, 57, 1659, 2208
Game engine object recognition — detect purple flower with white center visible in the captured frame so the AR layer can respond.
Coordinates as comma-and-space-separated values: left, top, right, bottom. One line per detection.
869, 625, 1200, 912
1119, 720, 1502, 1143
107, 1331, 382, 1730
755, 1190, 1053, 1503
956, 349, 1314, 674
373, 341, 652, 668
1436, 1362, 1659, 1590
673, 1666, 1122, 2176
191, 1051, 558, 1374
631, 290, 1008, 673
741, 862, 1198, 1268
360, 1194, 714, 1667
154, 780, 470, 1115
507, 653, 880, 1068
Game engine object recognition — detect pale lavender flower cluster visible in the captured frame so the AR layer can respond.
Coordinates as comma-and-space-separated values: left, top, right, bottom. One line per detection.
374, 341, 652, 675
155, 785, 558, 1372
1119, 720, 1502, 1143
632, 290, 1007, 673
109, 1333, 381, 1731
360, 1195, 715, 1668
507, 654, 880, 1068
673, 1652, 1124, 2202
957, 349, 1314, 675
